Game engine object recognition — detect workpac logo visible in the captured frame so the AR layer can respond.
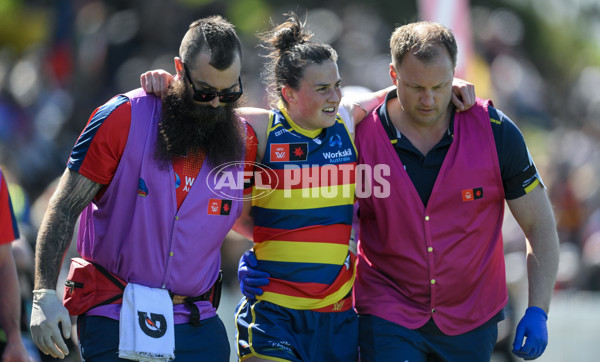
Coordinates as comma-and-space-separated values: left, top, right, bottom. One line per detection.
206, 161, 278, 201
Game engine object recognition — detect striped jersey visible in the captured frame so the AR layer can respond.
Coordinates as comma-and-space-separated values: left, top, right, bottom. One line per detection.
252, 107, 357, 310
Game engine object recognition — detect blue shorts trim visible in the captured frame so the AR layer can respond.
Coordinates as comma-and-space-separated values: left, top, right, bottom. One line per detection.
77, 315, 230, 361
358, 314, 498, 362
235, 298, 358, 361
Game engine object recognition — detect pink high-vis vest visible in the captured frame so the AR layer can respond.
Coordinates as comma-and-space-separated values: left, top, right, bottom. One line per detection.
354, 98, 507, 335
76, 88, 243, 323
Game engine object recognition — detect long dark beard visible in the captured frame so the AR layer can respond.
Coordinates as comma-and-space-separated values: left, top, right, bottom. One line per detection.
157, 80, 245, 167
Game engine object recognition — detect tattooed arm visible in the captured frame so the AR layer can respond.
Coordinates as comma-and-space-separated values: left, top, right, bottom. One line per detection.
34, 168, 103, 289
31, 168, 102, 358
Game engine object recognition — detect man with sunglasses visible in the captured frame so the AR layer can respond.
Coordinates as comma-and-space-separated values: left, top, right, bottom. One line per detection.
30, 16, 255, 361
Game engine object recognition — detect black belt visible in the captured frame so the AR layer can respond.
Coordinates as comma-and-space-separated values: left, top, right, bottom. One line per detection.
169, 271, 223, 326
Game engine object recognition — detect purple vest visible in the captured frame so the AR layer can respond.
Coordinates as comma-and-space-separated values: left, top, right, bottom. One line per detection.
354, 98, 507, 335
77, 88, 243, 322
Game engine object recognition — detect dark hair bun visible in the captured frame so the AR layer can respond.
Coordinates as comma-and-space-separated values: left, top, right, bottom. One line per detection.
265, 13, 313, 54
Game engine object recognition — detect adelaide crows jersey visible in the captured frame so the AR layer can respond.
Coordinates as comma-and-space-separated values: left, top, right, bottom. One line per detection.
251, 107, 357, 310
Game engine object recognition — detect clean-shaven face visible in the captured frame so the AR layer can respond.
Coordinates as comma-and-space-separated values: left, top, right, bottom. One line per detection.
288, 60, 342, 131
393, 50, 454, 127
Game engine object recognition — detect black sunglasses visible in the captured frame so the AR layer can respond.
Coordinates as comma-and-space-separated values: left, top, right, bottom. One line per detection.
182, 63, 243, 103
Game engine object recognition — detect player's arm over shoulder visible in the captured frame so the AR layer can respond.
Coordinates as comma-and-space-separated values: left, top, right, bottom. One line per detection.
238, 107, 270, 160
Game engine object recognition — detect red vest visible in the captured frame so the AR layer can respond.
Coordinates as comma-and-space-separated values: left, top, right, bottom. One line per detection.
354, 99, 507, 335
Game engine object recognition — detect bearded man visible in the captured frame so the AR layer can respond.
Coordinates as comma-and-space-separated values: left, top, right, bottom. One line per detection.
30, 16, 255, 362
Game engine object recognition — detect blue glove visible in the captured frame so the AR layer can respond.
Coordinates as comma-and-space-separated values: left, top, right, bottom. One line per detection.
512, 306, 548, 360
238, 249, 270, 300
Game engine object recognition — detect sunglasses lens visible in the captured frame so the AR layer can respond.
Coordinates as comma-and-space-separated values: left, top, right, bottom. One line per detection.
193, 92, 217, 102
191, 89, 241, 103
184, 63, 242, 103
219, 93, 242, 103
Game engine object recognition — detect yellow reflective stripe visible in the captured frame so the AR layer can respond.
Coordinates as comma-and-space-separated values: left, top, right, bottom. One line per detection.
255, 240, 349, 264
524, 178, 540, 194
258, 275, 355, 310
253, 185, 355, 209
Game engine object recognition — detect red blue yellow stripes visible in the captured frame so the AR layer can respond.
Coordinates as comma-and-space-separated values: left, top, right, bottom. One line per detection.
251, 109, 357, 309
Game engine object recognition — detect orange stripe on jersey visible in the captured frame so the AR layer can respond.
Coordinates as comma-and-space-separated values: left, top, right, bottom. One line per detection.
254, 224, 351, 245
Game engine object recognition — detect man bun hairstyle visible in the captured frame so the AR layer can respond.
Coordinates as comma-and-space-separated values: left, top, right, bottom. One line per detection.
259, 12, 338, 107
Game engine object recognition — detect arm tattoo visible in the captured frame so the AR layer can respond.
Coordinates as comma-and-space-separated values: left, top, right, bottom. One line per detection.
34, 169, 103, 289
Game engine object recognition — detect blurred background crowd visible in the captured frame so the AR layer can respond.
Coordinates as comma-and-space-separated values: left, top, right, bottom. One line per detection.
1, 0, 599, 361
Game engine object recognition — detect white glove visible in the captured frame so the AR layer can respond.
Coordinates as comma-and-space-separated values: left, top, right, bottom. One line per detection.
30, 289, 71, 359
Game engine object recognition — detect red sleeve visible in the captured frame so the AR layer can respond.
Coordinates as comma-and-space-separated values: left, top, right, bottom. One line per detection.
0, 170, 19, 244
67, 96, 131, 185
243, 121, 258, 195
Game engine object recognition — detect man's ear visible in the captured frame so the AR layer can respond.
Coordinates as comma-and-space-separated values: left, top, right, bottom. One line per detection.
389, 63, 399, 86
174, 57, 184, 79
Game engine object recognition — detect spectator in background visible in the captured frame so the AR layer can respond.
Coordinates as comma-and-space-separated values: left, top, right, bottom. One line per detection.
0, 165, 31, 362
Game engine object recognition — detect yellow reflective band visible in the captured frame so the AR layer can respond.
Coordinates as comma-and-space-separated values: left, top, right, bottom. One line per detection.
524, 178, 540, 194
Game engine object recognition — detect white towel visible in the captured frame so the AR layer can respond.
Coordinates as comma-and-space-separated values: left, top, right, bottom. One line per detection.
118, 283, 175, 362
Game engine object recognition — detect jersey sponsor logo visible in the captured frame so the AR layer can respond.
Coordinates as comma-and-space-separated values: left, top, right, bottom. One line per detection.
270, 143, 308, 162
137, 311, 167, 338
322, 148, 353, 163
207, 198, 232, 215
183, 176, 195, 192
137, 178, 148, 197
328, 134, 343, 148
462, 187, 483, 202
273, 128, 290, 137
